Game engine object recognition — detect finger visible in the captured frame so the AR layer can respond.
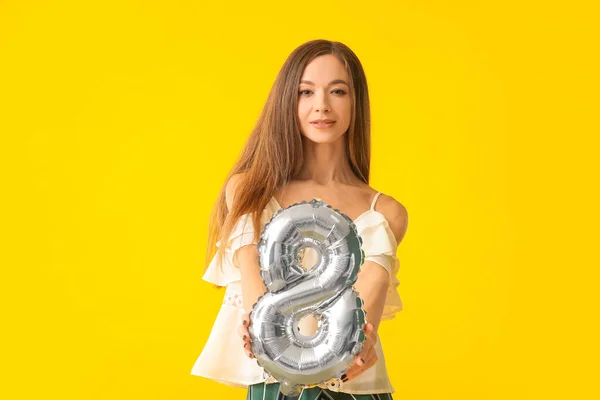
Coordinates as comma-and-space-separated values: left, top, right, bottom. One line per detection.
361, 323, 374, 341
241, 311, 252, 325
241, 313, 250, 326
342, 361, 362, 382
355, 340, 376, 367
357, 353, 378, 371
355, 341, 370, 365
354, 348, 369, 367
237, 323, 250, 338
355, 354, 366, 367
239, 330, 251, 345
238, 314, 251, 337
363, 342, 377, 363
341, 362, 360, 382
242, 335, 253, 359
340, 325, 376, 382
344, 353, 378, 382
363, 323, 378, 345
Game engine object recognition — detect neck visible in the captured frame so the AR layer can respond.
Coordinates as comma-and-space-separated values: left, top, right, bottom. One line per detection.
296, 135, 359, 186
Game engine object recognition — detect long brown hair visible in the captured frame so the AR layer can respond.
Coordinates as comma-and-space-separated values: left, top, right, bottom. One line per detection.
204, 39, 372, 288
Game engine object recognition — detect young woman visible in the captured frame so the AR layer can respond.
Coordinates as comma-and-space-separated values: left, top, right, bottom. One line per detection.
191, 39, 408, 400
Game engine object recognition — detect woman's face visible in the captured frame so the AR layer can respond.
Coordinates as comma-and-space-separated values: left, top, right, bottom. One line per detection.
297, 54, 352, 144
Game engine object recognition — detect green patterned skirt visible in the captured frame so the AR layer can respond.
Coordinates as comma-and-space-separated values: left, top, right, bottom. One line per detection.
246, 382, 393, 400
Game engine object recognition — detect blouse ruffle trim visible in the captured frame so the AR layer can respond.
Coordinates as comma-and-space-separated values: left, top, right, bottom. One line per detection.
202, 208, 403, 320
358, 216, 403, 320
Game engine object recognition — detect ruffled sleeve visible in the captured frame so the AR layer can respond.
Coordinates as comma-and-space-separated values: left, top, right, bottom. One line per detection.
358, 216, 404, 321
202, 213, 259, 287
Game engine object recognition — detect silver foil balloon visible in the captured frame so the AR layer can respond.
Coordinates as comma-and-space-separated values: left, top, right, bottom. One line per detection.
248, 198, 368, 397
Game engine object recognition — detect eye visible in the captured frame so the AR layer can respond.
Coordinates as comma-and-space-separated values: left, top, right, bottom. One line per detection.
298, 89, 347, 95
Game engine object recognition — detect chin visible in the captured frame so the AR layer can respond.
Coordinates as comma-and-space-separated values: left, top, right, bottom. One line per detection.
302, 133, 345, 144
300, 123, 347, 143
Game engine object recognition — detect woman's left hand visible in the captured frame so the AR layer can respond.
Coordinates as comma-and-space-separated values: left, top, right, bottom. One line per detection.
341, 322, 378, 383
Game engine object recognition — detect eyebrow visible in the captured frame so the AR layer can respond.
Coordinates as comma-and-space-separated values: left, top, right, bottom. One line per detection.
299, 79, 349, 86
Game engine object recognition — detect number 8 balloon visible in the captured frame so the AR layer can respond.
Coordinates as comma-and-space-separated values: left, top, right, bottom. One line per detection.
249, 198, 369, 397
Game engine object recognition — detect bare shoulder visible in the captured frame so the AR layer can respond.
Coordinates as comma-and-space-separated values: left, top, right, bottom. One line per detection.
225, 171, 248, 211
375, 192, 409, 246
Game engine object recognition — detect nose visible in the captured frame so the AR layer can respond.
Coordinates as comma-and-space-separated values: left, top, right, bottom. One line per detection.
315, 92, 330, 112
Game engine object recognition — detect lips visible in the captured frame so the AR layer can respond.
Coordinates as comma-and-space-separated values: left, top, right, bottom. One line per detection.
310, 121, 336, 129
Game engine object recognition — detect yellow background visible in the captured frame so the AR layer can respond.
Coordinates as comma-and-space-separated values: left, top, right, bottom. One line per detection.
1, 1, 598, 399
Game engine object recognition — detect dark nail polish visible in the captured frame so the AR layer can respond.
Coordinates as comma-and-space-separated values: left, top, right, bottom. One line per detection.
360, 358, 364, 364
243, 335, 246, 340
342, 377, 348, 382
341, 374, 347, 380
243, 319, 247, 325
244, 342, 248, 348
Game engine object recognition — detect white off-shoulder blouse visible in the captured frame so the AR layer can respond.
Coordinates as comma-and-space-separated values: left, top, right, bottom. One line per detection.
190, 192, 403, 395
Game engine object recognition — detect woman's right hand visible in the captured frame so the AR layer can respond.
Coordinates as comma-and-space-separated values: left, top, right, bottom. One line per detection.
238, 312, 254, 359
